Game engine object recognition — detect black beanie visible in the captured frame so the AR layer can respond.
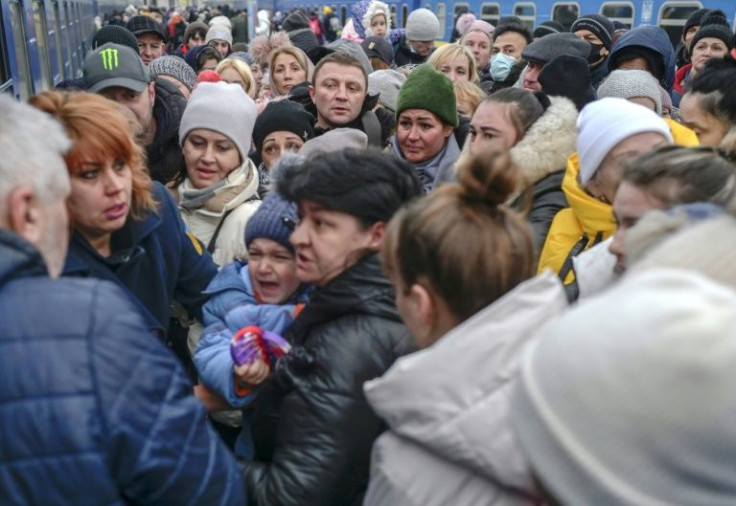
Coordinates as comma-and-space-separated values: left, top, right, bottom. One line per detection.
281, 10, 310, 32
539, 54, 597, 111
92, 25, 139, 54
690, 24, 733, 53
253, 100, 315, 156
570, 14, 615, 50
683, 8, 713, 39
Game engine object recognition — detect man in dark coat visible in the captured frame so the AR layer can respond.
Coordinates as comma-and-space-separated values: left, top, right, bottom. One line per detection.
83, 43, 185, 184
0, 94, 245, 506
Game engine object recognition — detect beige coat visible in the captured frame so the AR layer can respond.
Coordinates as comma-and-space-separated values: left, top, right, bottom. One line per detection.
174, 159, 261, 267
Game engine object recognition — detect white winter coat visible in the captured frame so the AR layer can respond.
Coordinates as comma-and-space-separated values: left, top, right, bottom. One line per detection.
363, 271, 569, 506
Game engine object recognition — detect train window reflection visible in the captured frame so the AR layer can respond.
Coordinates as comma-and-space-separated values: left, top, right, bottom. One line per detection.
51, 1, 65, 80
401, 4, 408, 27
33, 1, 54, 89
390, 4, 397, 30
551, 2, 580, 31
9, 0, 34, 99
0, 5, 10, 92
514, 2, 536, 30
601, 2, 635, 28
480, 3, 500, 26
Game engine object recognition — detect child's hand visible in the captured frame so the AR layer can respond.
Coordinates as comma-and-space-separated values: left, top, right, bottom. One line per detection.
234, 358, 270, 387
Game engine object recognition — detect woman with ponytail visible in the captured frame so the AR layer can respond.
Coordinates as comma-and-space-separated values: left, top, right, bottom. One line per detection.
363, 149, 568, 506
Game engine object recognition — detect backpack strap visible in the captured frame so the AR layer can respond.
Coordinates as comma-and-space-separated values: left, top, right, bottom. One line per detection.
207, 208, 236, 254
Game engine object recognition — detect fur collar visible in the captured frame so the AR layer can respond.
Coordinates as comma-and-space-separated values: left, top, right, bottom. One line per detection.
510, 96, 578, 185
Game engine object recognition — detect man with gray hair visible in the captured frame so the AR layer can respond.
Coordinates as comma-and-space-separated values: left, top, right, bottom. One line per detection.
0, 95, 245, 505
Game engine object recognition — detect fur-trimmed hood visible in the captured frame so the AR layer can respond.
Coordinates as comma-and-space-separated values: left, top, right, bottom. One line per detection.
510, 96, 578, 185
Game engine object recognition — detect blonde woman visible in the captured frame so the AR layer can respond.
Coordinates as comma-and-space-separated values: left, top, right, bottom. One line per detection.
427, 43, 478, 83
216, 58, 257, 98
268, 45, 314, 97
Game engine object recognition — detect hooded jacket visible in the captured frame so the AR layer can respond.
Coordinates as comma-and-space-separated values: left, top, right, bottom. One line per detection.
608, 26, 676, 92
242, 254, 414, 505
0, 230, 244, 505
672, 63, 692, 108
509, 96, 577, 252
537, 154, 616, 284
393, 36, 432, 66
363, 271, 568, 506
148, 77, 187, 184
174, 159, 262, 267
64, 182, 217, 334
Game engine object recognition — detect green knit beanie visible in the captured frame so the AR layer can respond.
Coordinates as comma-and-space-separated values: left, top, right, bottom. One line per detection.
396, 64, 458, 127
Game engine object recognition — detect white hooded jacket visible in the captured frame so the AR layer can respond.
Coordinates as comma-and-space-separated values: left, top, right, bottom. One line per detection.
363, 271, 568, 506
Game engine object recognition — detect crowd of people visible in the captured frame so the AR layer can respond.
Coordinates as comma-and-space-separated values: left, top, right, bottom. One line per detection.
2, 1, 736, 504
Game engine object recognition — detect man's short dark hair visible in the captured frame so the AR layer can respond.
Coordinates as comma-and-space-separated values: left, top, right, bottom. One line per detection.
493, 23, 533, 44
312, 52, 368, 89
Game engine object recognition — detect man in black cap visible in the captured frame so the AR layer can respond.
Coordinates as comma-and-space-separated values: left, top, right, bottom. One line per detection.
571, 13, 615, 88
126, 15, 167, 65
83, 43, 185, 184
521, 32, 591, 91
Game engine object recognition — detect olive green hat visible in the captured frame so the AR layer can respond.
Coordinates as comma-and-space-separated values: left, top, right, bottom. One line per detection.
395, 64, 458, 127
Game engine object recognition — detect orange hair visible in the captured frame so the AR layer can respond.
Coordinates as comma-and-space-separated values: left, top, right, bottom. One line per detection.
29, 90, 158, 220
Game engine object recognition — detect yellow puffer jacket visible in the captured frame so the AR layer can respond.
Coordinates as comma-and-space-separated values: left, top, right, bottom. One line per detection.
537, 120, 698, 283
537, 154, 615, 283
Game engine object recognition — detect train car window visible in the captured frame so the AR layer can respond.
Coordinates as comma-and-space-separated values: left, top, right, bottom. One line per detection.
33, 1, 54, 89
8, 0, 34, 99
51, 1, 65, 80
390, 4, 397, 30
0, 6, 10, 92
480, 3, 500, 26
600, 2, 635, 28
72, 2, 84, 72
401, 4, 409, 27
340, 6, 346, 29
658, 1, 703, 48
551, 2, 579, 31
436, 3, 446, 40
513, 3, 536, 30
62, 1, 76, 76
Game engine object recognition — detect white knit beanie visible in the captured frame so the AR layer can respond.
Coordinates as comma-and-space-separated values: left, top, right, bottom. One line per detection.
208, 15, 232, 29
205, 25, 233, 45
406, 8, 440, 41
577, 97, 672, 185
512, 267, 736, 505
179, 81, 257, 159
363, 0, 392, 37
597, 69, 663, 115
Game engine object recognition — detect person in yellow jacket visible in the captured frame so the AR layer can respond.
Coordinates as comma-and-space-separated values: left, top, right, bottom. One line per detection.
538, 98, 680, 283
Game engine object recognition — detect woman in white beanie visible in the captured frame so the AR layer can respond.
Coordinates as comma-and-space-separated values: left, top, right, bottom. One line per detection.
206, 25, 233, 58
172, 81, 261, 267
538, 97, 673, 285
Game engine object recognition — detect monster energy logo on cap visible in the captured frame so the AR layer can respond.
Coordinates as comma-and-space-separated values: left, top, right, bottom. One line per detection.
100, 48, 119, 70
83, 43, 151, 93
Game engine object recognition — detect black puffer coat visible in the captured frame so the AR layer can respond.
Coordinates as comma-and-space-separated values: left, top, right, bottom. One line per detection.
243, 253, 414, 506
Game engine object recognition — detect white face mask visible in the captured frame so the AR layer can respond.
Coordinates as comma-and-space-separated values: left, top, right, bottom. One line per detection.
490, 52, 517, 82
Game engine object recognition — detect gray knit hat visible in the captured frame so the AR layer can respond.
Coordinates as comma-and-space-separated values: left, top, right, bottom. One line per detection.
368, 69, 406, 112
522, 32, 591, 64
597, 69, 663, 115
179, 81, 257, 159
406, 8, 440, 41
205, 24, 233, 45
327, 39, 374, 77
512, 266, 736, 506
299, 128, 368, 158
149, 55, 197, 92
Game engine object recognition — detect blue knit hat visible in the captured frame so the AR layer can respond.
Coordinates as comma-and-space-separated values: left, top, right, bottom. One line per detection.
245, 193, 298, 252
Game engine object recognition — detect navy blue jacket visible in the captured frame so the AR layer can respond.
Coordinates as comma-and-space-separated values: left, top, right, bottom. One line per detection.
64, 182, 217, 334
609, 26, 676, 92
0, 230, 245, 505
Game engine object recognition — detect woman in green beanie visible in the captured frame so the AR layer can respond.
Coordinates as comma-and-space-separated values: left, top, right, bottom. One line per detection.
391, 64, 462, 193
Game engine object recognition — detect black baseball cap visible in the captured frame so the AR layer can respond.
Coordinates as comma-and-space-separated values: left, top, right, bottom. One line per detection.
83, 43, 151, 93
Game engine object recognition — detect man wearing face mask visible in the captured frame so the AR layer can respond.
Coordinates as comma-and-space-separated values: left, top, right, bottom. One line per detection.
487, 23, 532, 94
571, 14, 615, 89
